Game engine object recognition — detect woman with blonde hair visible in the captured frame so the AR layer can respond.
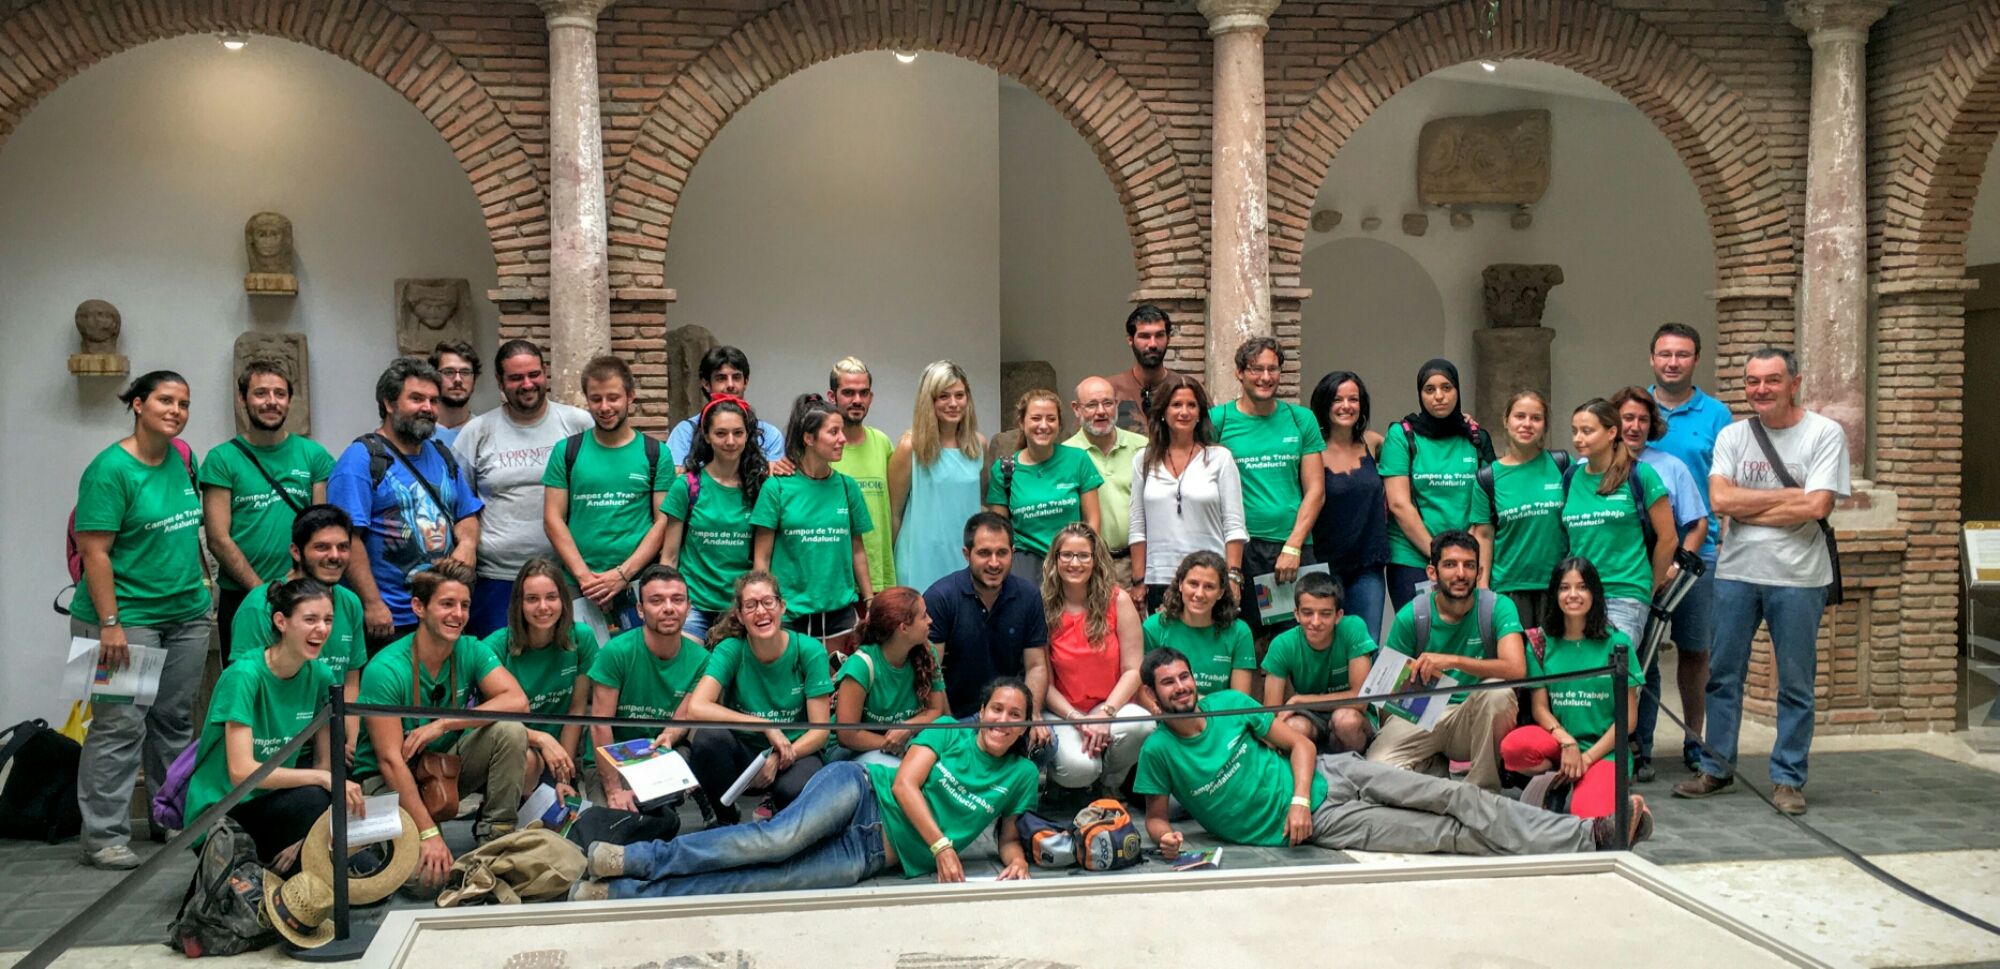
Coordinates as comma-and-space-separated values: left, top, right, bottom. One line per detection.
889, 361, 987, 592
1039, 523, 1149, 794
987, 389, 1102, 582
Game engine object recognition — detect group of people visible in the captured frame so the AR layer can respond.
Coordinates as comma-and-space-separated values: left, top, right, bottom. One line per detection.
64, 307, 1848, 901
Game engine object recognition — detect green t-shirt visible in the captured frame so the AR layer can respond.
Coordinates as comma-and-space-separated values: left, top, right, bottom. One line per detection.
832, 642, 945, 729
1260, 616, 1377, 695
749, 472, 873, 619
831, 425, 897, 596
1141, 614, 1255, 694
352, 633, 502, 778
71, 443, 211, 627
658, 469, 754, 614
1468, 452, 1570, 592
1383, 593, 1524, 704
1209, 401, 1322, 542
587, 628, 712, 743
227, 580, 368, 682
983, 445, 1104, 556
1530, 630, 1643, 748
1133, 690, 1326, 847
542, 433, 672, 577
185, 653, 334, 824
867, 725, 1040, 876
480, 622, 601, 742
198, 435, 335, 591
702, 633, 834, 747
1378, 423, 1483, 568
1561, 463, 1670, 602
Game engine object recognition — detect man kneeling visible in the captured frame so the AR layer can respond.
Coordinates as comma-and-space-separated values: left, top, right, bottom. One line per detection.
355, 559, 535, 888
1134, 648, 1651, 856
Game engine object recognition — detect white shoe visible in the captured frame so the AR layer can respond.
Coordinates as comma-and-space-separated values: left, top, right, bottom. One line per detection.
84, 844, 141, 870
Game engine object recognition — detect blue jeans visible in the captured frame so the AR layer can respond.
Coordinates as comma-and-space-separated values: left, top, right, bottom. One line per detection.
606, 762, 887, 898
682, 608, 716, 645
1603, 597, 1653, 760
1702, 579, 1827, 788
468, 577, 513, 639
1387, 564, 1429, 611
1337, 567, 1387, 643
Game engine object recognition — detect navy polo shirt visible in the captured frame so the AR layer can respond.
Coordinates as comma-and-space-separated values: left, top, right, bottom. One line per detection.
924, 567, 1049, 718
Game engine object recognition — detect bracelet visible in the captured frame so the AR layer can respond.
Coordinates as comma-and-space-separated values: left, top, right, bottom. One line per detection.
1281, 545, 1302, 557
1558, 740, 1579, 750
614, 565, 629, 582
928, 836, 953, 857
418, 826, 441, 841
1289, 796, 1311, 809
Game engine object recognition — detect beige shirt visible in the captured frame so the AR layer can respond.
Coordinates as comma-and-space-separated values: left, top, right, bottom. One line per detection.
1064, 427, 1148, 551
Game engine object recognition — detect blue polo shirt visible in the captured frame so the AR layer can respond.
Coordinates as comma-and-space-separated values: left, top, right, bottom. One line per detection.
665, 414, 787, 469
1648, 385, 1732, 561
923, 567, 1049, 718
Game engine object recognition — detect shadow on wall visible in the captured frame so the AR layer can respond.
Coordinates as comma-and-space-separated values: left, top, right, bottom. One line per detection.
1298, 237, 1449, 423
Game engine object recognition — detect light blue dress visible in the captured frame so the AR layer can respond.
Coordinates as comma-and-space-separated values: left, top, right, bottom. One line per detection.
895, 448, 982, 593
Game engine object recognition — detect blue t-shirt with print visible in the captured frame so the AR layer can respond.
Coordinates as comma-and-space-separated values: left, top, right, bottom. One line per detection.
328, 438, 483, 625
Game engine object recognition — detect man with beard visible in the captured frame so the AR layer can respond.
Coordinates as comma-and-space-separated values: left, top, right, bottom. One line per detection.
330, 357, 483, 651
1136, 648, 1648, 856
226, 504, 368, 760
452, 340, 591, 636
1066, 376, 1147, 591
544, 355, 671, 631
428, 340, 480, 448
589, 564, 711, 813
1104, 304, 1197, 434
829, 356, 896, 593
923, 512, 1052, 737
1364, 530, 1524, 792
201, 359, 333, 644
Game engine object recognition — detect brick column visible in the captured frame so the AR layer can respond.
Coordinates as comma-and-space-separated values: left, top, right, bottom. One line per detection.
1195, 0, 1281, 400
538, 0, 614, 406
1787, 0, 1891, 473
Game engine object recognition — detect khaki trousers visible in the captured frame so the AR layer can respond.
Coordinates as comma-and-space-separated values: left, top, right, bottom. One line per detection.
1363, 685, 1516, 792
364, 719, 529, 837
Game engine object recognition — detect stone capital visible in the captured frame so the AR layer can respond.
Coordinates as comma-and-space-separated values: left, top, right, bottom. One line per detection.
1785, 0, 1892, 45
1194, 0, 1281, 35
536, 0, 614, 31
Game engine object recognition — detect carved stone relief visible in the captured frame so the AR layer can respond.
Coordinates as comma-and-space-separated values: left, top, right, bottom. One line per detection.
233, 331, 311, 435
1417, 109, 1552, 206
395, 278, 475, 357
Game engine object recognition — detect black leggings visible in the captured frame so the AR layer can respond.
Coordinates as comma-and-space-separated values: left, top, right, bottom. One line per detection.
228, 785, 332, 865
686, 729, 824, 824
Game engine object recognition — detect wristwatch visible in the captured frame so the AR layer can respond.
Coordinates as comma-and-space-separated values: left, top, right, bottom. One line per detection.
100, 614, 120, 627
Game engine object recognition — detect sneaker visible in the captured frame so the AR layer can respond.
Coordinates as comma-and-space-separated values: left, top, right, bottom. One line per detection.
586, 842, 626, 879
83, 844, 141, 870
1634, 759, 1657, 783
1772, 785, 1807, 816
568, 878, 608, 902
1671, 772, 1734, 799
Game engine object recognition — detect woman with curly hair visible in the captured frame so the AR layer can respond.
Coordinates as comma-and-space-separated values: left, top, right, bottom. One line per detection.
1039, 523, 1150, 793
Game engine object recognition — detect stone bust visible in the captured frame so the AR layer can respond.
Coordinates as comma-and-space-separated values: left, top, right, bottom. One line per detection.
394, 278, 475, 356
74, 299, 121, 353
245, 212, 294, 275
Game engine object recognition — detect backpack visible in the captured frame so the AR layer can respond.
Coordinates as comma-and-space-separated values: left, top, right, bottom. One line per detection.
1559, 461, 1659, 554
165, 815, 278, 957
1016, 798, 1144, 872
1411, 588, 1500, 661
559, 431, 663, 521
63, 437, 198, 586
1474, 450, 1572, 528
357, 433, 463, 507
150, 734, 208, 831
0, 718, 83, 843
1398, 418, 1497, 478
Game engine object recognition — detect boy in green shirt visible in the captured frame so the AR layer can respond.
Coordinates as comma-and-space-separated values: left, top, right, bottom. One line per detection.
1260, 572, 1378, 752
543, 356, 671, 629
589, 565, 713, 813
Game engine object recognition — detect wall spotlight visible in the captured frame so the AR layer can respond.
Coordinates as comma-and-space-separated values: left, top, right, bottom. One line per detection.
893, 49, 918, 64
1479, 60, 1498, 72
220, 33, 249, 50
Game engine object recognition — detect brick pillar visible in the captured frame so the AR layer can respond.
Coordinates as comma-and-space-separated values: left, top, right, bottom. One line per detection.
537, 0, 614, 407
1786, 0, 1891, 474
1195, 0, 1281, 401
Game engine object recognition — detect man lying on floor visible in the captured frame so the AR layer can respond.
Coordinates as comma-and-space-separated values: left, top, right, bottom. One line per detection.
1134, 648, 1652, 857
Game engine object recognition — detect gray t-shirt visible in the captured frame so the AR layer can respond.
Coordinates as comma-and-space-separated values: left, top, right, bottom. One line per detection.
452, 403, 593, 579
1712, 411, 1851, 588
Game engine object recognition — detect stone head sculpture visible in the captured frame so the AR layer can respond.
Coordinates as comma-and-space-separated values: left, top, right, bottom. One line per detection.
245, 212, 294, 274
405, 281, 461, 331
74, 299, 122, 353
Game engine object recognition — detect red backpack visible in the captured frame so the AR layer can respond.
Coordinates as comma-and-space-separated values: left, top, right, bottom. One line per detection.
62, 438, 197, 585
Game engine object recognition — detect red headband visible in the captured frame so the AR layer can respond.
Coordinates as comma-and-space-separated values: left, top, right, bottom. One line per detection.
701, 394, 749, 420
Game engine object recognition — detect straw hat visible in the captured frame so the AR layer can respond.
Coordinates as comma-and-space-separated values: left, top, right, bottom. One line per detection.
301, 806, 423, 906
262, 870, 336, 949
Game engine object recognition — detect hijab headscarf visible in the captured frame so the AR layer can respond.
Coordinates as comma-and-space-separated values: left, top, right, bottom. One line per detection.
1405, 358, 1468, 440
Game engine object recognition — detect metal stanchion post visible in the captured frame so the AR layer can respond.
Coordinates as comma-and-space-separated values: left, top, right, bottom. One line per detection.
293, 686, 372, 963
1611, 643, 1631, 851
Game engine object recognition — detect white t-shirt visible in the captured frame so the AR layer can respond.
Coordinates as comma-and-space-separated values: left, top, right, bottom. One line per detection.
1128, 445, 1248, 585
1712, 411, 1851, 587
451, 403, 593, 579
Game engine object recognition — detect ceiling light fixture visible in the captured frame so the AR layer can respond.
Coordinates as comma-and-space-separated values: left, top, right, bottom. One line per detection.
893, 49, 918, 64
220, 33, 248, 50
1479, 59, 1498, 72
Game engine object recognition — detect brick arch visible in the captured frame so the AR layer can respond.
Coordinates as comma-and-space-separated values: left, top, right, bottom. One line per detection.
1876, 0, 2000, 283
1266, 0, 1792, 290
0, 0, 547, 287
604, 0, 1201, 293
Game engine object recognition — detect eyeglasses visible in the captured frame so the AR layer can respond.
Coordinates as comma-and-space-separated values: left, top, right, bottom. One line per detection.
1078, 399, 1117, 412
1056, 551, 1095, 564
1242, 365, 1281, 376
437, 368, 476, 379
741, 596, 782, 614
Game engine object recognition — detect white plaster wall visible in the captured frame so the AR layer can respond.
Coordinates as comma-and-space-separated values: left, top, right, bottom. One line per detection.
1301, 70, 1717, 426
1967, 139, 2000, 266
0, 35, 500, 724
999, 82, 1139, 408
662, 53, 1004, 439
